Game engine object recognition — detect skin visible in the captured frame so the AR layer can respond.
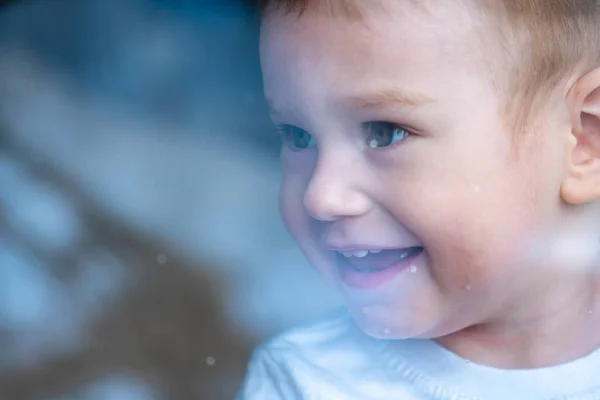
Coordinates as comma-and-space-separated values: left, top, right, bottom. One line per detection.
260, 1, 600, 369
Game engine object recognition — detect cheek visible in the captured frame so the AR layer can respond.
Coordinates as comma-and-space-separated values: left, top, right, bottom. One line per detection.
388, 152, 544, 297
280, 170, 340, 285
444, 186, 541, 291
279, 160, 320, 250
279, 150, 320, 235
279, 170, 307, 239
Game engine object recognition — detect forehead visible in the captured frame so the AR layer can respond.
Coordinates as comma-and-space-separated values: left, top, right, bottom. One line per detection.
259, 1, 488, 116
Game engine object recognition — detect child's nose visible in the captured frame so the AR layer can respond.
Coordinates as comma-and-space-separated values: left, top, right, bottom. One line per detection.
303, 161, 372, 222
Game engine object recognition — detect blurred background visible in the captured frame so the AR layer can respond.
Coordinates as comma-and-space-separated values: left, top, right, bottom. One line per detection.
0, 0, 341, 398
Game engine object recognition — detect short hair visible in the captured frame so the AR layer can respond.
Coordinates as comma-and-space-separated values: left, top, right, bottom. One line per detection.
256, 0, 366, 17
256, 0, 600, 136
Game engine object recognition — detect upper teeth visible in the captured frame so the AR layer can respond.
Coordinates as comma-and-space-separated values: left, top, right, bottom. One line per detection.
340, 249, 382, 258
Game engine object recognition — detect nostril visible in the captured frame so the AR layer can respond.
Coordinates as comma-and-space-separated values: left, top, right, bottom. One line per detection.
303, 190, 340, 222
302, 159, 373, 221
303, 184, 373, 222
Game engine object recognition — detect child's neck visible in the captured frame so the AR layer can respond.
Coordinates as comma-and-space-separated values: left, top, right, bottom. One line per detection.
436, 274, 600, 369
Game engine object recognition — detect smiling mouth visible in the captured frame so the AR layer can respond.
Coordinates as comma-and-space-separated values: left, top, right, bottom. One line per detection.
337, 246, 424, 273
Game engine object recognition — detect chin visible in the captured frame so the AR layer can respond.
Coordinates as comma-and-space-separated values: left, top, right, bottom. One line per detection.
350, 308, 435, 340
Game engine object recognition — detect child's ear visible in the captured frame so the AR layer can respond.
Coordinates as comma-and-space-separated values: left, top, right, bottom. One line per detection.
561, 68, 600, 205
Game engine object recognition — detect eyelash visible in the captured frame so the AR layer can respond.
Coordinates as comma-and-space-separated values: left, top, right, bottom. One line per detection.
275, 122, 411, 151
363, 121, 410, 149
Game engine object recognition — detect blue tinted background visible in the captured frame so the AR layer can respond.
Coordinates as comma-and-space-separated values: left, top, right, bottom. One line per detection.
0, 0, 340, 398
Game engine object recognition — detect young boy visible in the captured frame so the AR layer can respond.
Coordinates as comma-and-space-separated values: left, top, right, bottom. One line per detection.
238, 0, 600, 398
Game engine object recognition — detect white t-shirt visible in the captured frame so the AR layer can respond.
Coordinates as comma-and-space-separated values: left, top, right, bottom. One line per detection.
236, 310, 600, 400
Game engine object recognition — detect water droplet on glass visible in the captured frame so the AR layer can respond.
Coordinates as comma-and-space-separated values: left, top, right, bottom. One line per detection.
465, 284, 472, 292
409, 266, 417, 273
156, 254, 167, 264
206, 357, 216, 366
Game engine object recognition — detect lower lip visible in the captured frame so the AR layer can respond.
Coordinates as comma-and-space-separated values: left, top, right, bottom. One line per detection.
337, 250, 423, 290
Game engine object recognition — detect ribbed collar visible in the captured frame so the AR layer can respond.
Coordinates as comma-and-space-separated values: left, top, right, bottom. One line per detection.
372, 334, 600, 399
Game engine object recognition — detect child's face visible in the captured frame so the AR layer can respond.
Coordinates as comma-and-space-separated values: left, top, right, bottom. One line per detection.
260, 2, 573, 339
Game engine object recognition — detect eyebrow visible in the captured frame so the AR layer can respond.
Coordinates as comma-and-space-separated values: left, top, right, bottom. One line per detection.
264, 88, 434, 120
345, 88, 435, 110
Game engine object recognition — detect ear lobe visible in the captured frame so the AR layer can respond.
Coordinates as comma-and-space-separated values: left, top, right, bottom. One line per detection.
561, 68, 600, 205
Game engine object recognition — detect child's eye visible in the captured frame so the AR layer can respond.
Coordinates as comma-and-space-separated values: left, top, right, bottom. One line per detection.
276, 124, 316, 150
363, 121, 409, 148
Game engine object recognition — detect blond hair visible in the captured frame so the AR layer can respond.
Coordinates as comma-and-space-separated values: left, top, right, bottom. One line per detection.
257, 0, 600, 135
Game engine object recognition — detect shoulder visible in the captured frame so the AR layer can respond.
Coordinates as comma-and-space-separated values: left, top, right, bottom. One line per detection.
252, 309, 360, 375
237, 310, 448, 399
237, 310, 376, 399
266, 309, 357, 352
